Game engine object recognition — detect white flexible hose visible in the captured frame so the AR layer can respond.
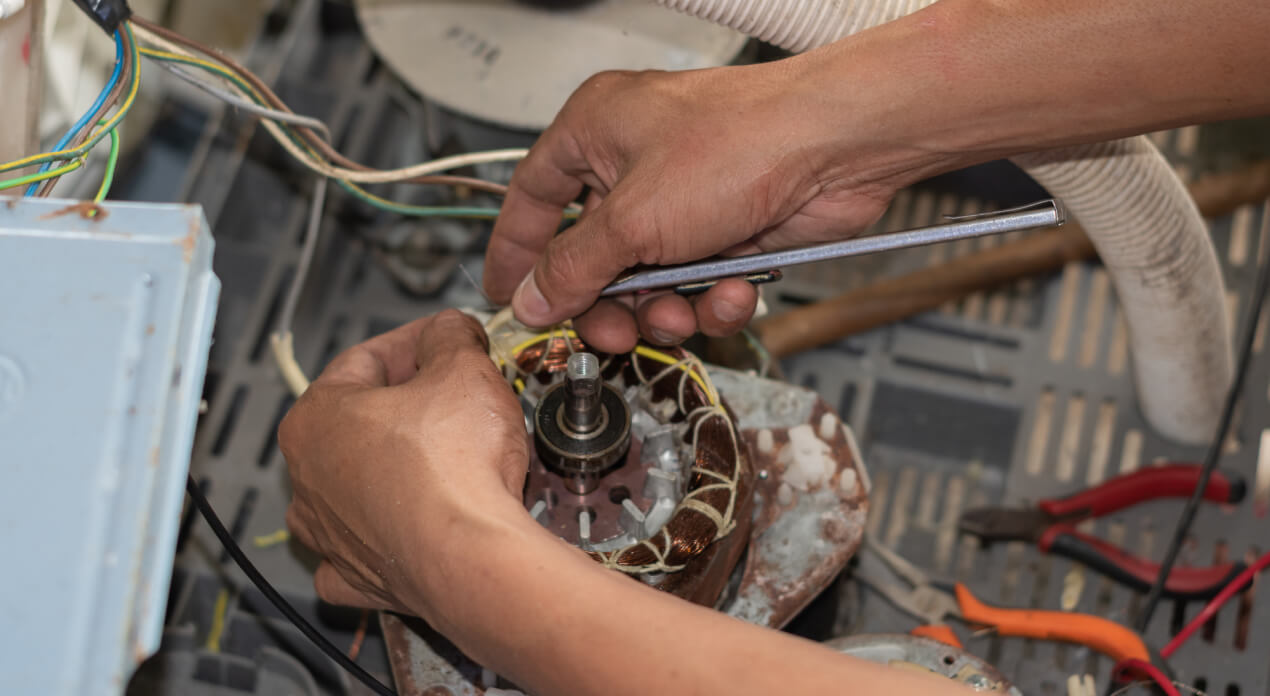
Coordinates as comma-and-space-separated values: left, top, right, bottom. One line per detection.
659, 0, 1231, 443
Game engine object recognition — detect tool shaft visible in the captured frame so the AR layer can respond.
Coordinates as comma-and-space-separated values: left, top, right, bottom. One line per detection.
600, 200, 1064, 297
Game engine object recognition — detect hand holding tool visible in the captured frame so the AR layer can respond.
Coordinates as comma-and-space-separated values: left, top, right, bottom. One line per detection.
600, 199, 1065, 297
854, 536, 1151, 663
752, 158, 1270, 359
959, 464, 1246, 599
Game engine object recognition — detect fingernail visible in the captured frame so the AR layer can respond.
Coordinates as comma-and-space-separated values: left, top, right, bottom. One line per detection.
712, 297, 747, 323
513, 274, 552, 325
650, 329, 680, 345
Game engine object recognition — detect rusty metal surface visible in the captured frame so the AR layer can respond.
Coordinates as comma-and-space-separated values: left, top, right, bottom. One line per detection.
382, 368, 869, 695
525, 436, 650, 542
825, 634, 1022, 695
714, 370, 870, 629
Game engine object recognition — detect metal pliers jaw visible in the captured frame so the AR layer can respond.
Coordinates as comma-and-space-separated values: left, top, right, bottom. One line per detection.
959, 464, 1247, 599
853, 535, 1155, 665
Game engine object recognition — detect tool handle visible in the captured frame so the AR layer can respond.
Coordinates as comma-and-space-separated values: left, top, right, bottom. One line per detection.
954, 583, 1150, 664
1038, 464, 1245, 519
911, 625, 963, 648
1040, 526, 1248, 600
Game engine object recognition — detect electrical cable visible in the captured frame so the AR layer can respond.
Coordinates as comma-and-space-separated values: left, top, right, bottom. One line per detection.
158, 61, 332, 138
142, 39, 512, 196
0, 23, 141, 179
1114, 659, 1182, 696
36, 28, 134, 197
134, 44, 536, 214
133, 19, 527, 183
1133, 200, 1270, 635
135, 39, 581, 220
0, 159, 86, 192
93, 123, 121, 203
25, 27, 125, 195
1159, 549, 1270, 658
184, 474, 397, 696
130, 16, 529, 186
270, 177, 328, 397
277, 178, 327, 338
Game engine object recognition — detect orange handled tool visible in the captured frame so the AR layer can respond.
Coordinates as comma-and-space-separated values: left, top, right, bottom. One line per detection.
954, 583, 1151, 663
910, 624, 963, 648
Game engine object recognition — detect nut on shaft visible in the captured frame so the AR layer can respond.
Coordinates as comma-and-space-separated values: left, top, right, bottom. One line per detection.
533, 351, 631, 495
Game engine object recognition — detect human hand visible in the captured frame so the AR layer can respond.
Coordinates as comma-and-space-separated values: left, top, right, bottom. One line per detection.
279, 310, 532, 618
483, 60, 920, 353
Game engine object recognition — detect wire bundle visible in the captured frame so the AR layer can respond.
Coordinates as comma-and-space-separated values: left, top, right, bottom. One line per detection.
126, 17, 585, 221
0, 23, 139, 199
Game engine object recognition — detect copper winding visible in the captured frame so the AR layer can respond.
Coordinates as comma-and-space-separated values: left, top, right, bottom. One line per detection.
507, 336, 746, 574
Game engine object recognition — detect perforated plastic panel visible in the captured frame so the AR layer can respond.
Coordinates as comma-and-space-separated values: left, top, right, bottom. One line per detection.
113, 4, 1270, 695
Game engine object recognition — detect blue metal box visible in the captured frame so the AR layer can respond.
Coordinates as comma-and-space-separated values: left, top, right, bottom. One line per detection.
0, 198, 219, 695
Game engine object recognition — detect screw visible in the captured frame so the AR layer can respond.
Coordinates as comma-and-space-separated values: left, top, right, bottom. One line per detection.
565, 352, 602, 434
964, 674, 990, 690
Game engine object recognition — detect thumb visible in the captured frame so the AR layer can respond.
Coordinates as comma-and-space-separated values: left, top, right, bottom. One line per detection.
511, 196, 647, 327
410, 309, 492, 376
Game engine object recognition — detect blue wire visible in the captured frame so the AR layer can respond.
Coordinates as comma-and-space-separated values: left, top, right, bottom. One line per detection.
25, 27, 125, 196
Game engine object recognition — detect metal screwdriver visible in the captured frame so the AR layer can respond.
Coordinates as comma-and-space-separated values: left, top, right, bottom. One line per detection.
599, 198, 1066, 297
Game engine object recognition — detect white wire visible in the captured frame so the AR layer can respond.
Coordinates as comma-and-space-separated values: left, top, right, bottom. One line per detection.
133, 23, 528, 183
158, 61, 332, 140
269, 176, 327, 398
278, 177, 328, 337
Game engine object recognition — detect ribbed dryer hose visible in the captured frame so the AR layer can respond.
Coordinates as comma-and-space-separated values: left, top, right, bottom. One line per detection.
658, 0, 1231, 444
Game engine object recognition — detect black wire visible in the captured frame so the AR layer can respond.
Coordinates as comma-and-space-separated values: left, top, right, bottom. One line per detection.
185, 475, 397, 696
1133, 202, 1270, 635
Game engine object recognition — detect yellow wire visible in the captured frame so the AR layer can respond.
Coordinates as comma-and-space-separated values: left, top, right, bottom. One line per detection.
634, 345, 718, 404
0, 158, 85, 191
253, 528, 291, 548
3, 25, 141, 172
138, 46, 228, 77
500, 329, 715, 402
507, 329, 580, 360
205, 588, 229, 652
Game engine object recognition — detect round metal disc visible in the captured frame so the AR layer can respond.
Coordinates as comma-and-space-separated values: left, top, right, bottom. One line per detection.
824, 634, 1021, 695
353, 0, 748, 130
534, 381, 631, 477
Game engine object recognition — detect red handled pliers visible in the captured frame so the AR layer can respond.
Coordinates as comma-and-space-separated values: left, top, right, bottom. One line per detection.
958, 464, 1246, 599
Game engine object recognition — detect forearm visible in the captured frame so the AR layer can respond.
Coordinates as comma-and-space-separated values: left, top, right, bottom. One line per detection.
795, 0, 1270, 189
413, 507, 970, 696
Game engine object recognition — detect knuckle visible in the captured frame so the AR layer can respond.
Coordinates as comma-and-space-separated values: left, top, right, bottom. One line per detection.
578, 70, 630, 95
613, 209, 663, 265
276, 409, 303, 460
540, 242, 586, 296
284, 504, 306, 539
428, 310, 491, 354
313, 568, 338, 603
432, 307, 467, 324
433, 308, 481, 336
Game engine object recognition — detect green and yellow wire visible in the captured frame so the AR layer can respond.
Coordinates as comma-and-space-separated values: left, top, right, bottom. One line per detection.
0, 23, 140, 178
93, 123, 121, 203
0, 24, 137, 202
